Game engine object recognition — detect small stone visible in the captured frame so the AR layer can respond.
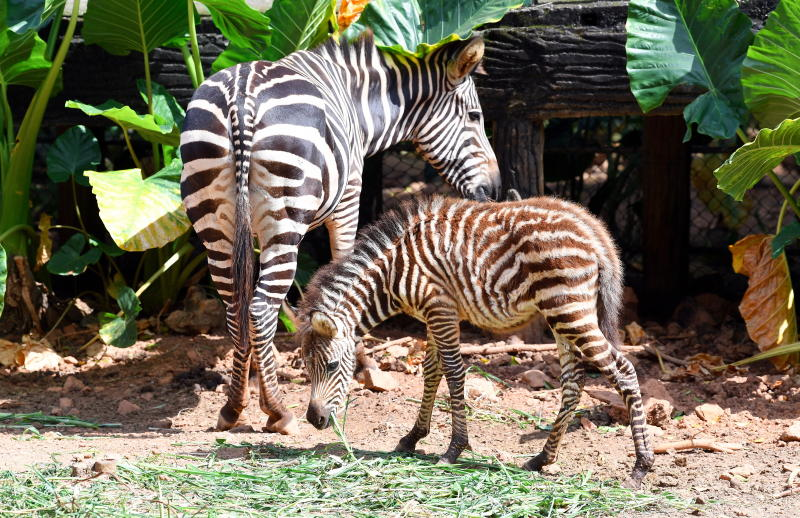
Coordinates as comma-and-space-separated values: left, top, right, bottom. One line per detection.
50, 406, 62, 416
229, 424, 255, 433
644, 398, 674, 428
695, 403, 725, 423
85, 342, 105, 359
625, 321, 646, 346
96, 356, 114, 368
71, 460, 94, 478
58, 397, 73, 411
117, 399, 141, 415
158, 374, 174, 386
92, 456, 119, 474
63, 375, 86, 393
47, 386, 62, 392
541, 463, 561, 475
363, 368, 398, 392
193, 383, 203, 393
780, 421, 800, 442
151, 418, 173, 429
63, 356, 78, 365
215, 383, 228, 394
580, 416, 597, 431
141, 392, 154, 401
465, 376, 499, 401
520, 369, 551, 389
729, 464, 755, 478
674, 456, 687, 467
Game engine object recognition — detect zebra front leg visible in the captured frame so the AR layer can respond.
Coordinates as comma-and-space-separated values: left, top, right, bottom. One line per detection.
525, 337, 585, 471
396, 342, 444, 453
424, 307, 470, 464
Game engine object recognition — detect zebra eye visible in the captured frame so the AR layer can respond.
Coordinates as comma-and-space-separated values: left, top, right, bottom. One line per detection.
468, 111, 481, 122
325, 360, 339, 373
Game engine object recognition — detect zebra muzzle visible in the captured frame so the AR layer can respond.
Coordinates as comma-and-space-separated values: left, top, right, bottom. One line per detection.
306, 399, 331, 430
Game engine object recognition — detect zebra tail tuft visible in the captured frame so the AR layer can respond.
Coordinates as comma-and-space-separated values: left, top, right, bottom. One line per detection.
596, 242, 623, 348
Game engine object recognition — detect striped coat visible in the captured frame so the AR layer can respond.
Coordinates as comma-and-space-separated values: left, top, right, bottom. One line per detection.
180, 35, 500, 434
299, 196, 654, 488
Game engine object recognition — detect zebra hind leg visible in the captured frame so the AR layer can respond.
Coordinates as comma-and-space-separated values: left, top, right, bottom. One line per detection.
217, 308, 253, 430
524, 337, 585, 471
395, 343, 444, 453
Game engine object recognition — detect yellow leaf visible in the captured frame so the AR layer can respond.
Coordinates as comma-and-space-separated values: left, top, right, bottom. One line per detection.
337, 0, 370, 32
35, 213, 52, 270
730, 234, 798, 369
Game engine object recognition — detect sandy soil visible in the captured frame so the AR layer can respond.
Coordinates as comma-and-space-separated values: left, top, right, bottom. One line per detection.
1, 326, 799, 517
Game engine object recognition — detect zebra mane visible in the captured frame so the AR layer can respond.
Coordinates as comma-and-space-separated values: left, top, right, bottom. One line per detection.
300, 196, 453, 319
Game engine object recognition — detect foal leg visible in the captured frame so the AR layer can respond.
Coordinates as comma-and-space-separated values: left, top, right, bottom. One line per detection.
396, 341, 444, 453
525, 335, 585, 471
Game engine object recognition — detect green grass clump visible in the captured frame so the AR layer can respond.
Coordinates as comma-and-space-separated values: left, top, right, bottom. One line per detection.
0, 441, 684, 517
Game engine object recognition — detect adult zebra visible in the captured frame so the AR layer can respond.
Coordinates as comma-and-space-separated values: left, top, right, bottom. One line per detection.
180, 33, 501, 434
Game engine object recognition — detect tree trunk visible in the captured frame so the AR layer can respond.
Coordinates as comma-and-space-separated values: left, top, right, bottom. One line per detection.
492, 118, 545, 198
641, 115, 690, 317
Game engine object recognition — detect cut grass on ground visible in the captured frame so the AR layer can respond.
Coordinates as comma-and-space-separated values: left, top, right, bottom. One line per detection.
0, 440, 685, 517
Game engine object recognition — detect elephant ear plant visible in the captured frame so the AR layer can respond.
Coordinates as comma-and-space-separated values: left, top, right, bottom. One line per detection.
626, 0, 800, 368
0, 0, 78, 320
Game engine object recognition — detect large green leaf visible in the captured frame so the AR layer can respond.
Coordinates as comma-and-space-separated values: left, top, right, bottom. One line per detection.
345, 0, 522, 57
99, 283, 142, 348
741, 0, 800, 129
714, 118, 800, 201
86, 159, 191, 251
82, 0, 187, 56
7, 0, 64, 34
264, 0, 336, 61
0, 245, 6, 318
65, 100, 180, 146
198, 0, 271, 71
0, 30, 52, 88
772, 221, 800, 258
47, 233, 102, 276
46, 125, 101, 186
136, 79, 185, 130
626, 0, 753, 141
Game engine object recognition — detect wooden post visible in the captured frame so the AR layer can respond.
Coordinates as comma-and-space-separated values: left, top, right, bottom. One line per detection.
641, 115, 690, 317
492, 118, 545, 197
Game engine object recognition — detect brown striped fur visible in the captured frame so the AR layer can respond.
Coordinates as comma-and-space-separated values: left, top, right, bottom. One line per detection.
299, 195, 654, 487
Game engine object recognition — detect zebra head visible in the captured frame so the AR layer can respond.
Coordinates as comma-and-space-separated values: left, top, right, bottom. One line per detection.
300, 311, 357, 429
413, 37, 501, 202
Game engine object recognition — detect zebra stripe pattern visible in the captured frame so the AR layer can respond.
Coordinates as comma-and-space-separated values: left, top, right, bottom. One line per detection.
180, 34, 500, 434
298, 195, 654, 487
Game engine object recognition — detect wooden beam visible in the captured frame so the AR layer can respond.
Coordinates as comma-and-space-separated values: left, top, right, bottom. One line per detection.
641, 115, 690, 316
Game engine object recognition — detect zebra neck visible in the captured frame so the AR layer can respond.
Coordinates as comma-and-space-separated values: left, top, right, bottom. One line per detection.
336, 43, 436, 156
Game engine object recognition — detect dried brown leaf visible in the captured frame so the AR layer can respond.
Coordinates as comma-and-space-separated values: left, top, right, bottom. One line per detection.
337, 0, 370, 32
35, 213, 52, 271
730, 234, 798, 369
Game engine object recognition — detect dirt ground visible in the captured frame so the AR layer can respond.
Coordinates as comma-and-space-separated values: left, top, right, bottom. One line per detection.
1, 318, 799, 517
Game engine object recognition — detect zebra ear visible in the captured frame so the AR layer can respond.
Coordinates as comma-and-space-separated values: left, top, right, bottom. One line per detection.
447, 36, 485, 84
311, 311, 340, 338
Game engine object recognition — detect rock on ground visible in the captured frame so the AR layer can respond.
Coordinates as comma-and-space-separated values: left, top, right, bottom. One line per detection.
117, 399, 141, 415
363, 369, 398, 392
465, 376, 499, 401
695, 403, 725, 423
520, 369, 551, 389
780, 421, 800, 442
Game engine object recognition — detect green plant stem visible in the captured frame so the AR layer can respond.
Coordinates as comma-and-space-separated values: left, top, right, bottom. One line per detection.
0, 78, 13, 180
122, 129, 143, 170
135, 4, 160, 173
70, 178, 87, 235
735, 127, 748, 144
181, 46, 200, 89
0, 0, 80, 256
776, 178, 800, 233
0, 225, 37, 244
187, 0, 205, 85
766, 170, 800, 222
44, 6, 65, 61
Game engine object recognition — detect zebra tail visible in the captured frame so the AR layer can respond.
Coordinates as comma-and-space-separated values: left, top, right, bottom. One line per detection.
596, 244, 624, 349
232, 103, 254, 359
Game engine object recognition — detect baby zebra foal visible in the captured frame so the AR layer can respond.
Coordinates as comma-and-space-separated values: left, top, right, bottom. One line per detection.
297, 196, 654, 487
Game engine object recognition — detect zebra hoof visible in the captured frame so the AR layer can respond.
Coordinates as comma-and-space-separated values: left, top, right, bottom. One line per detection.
216, 405, 243, 431
523, 453, 548, 472
622, 476, 642, 490
264, 414, 298, 435
436, 455, 456, 465
394, 438, 417, 454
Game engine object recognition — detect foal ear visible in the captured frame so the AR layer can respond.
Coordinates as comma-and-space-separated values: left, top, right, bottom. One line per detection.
447, 36, 485, 84
311, 311, 340, 338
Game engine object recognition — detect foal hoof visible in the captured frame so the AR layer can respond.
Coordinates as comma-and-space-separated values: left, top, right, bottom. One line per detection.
622, 477, 642, 490
216, 406, 242, 431
394, 439, 417, 454
436, 455, 456, 465
264, 413, 298, 435
523, 453, 548, 472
